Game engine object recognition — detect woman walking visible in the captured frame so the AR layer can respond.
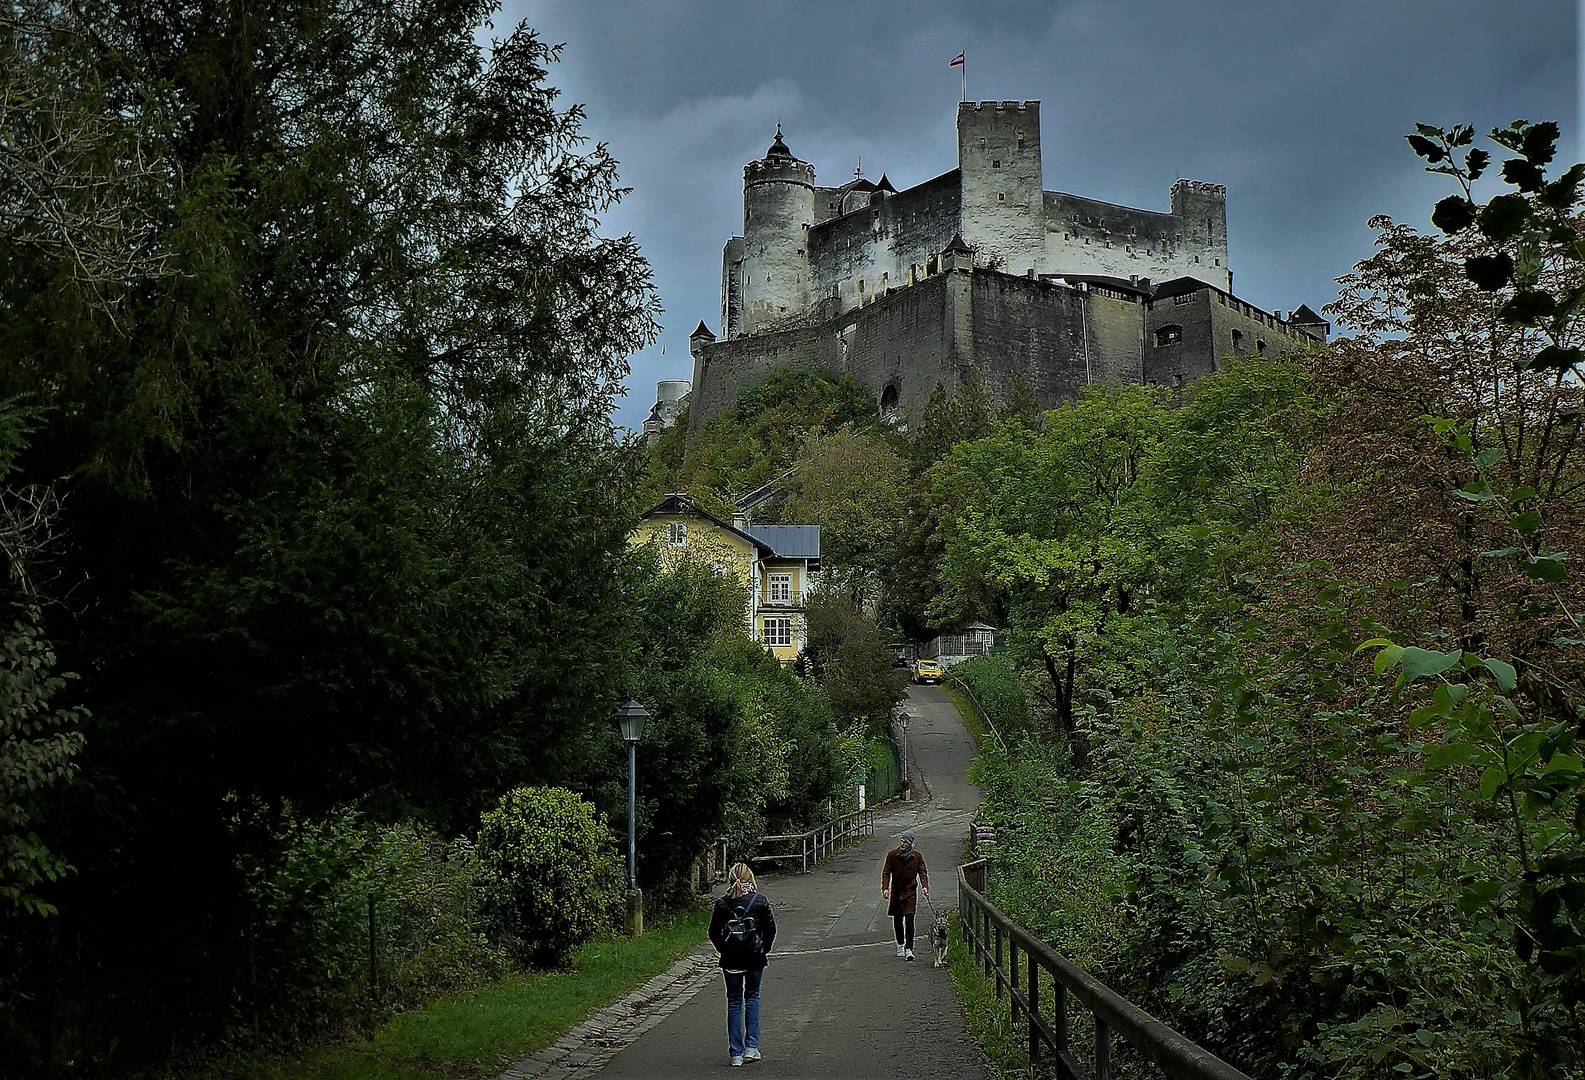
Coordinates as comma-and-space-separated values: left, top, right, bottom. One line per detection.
881, 829, 929, 960
709, 863, 777, 1066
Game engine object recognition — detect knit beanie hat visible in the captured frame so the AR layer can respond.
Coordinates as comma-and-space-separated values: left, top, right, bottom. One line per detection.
900, 830, 916, 847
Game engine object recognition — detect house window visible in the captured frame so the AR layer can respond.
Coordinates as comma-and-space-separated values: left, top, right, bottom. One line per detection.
762, 617, 793, 647
769, 573, 792, 602
665, 521, 687, 546
1155, 325, 1183, 346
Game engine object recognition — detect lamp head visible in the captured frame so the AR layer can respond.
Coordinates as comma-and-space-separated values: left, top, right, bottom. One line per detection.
616, 699, 650, 743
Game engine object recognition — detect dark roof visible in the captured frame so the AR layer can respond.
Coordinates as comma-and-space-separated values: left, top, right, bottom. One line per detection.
944, 232, 973, 254
690, 319, 716, 340
766, 123, 794, 160
875, 173, 897, 193
1150, 276, 1213, 300
1289, 304, 1327, 325
639, 494, 774, 555
842, 177, 877, 194
746, 525, 820, 559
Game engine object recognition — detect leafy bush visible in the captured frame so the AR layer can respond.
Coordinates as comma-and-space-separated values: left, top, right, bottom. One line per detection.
948, 655, 1033, 743
240, 805, 506, 1040
476, 787, 620, 966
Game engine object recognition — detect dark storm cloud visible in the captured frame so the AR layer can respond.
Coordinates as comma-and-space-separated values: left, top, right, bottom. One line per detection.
503, 0, 1578, 429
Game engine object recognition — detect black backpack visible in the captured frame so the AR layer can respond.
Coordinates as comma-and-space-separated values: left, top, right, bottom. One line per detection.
724, 899, 763, 955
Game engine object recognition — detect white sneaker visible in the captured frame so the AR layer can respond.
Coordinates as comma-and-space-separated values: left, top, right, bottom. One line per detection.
744, 1048, 762, 1062
905, 949, 916, 961
895, 943, 905, 958
731, 1055, 744, 1067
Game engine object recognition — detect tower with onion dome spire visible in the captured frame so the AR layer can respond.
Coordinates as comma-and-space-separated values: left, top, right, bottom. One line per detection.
737, 123, 815, 335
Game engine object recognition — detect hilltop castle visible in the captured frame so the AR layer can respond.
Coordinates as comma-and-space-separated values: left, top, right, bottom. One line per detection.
647, 101, 1327, 440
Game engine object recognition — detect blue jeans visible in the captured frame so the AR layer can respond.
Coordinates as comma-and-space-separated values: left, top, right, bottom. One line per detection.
723, 968, 763, 1057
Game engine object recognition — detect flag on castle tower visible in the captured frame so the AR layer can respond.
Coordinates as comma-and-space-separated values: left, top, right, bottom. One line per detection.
948, 51, 964, 67
661, 344, 666, 355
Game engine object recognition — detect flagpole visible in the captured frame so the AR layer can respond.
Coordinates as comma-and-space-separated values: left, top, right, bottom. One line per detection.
961, 51, 967, 102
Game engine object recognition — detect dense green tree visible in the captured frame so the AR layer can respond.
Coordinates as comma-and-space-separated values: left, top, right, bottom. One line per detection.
780, 427, 908, 586
0, 0, 659, 1066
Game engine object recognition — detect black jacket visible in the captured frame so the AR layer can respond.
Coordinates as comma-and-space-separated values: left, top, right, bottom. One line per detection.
709, 890, 776, 971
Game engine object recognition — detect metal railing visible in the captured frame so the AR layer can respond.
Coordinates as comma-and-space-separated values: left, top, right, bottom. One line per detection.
756, 808, 875, 874
958, 859, 1252, 1080
945, 672, 1008, 753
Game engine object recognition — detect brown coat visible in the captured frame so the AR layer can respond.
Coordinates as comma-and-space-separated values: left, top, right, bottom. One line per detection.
881, 846, 929, 917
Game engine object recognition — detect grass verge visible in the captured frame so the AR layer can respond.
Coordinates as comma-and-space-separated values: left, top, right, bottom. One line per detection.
946, 911, 1035, 1080
235, 904, 712, 1080
942, 683, 991, 752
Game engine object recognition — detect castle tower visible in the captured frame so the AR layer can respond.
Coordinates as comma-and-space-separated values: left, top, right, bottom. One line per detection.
740, 125, 815, 334
1169, 179, 1230, 289
957, 101, 1044, 275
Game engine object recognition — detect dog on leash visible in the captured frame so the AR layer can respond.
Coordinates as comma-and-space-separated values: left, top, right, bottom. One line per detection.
930, 913, 950, 967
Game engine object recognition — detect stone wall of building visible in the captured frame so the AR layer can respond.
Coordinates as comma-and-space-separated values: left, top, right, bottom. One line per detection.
807, 170, 961, 317
1042, 189, 1230, 291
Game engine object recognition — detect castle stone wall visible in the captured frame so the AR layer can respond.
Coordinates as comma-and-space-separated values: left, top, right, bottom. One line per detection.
1042, 190, 1229, 290
808, 170, 961, 316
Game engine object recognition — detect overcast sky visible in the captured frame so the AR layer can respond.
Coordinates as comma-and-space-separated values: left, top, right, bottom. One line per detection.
503, 1, 1580, 430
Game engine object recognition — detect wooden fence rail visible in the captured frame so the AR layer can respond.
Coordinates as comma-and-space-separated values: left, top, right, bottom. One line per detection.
755, 808, 875, 873
958, 859, 1252, 1080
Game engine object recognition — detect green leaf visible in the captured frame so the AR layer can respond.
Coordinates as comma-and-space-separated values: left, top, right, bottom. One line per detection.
1480, 547, 1519, 558
1520, 121, 1559, 166
1425, 741, 1480, 769
1432, 196, 1477, 233
1509, 510, 1542, 534
1464, 252, 1512, 289
1373, 644, 1405, 676
1465, 147, 1491, 180
1497, 290, 1559, 327
1459, 879, 1501, 913
1521, 345, 1583, 372
1415, 1029, 1435, 1047
1400, 646, 1463, 681
1502, 157, 1546, 192
1521, 552, 1568, 582
1480, 764, 1508, 800
1413, 122, 1444, 138
1474, 447, 1505, 467
1455, 480, 1495, 503
1479, 193, 1531, 243
1406, 134, 1445, 163
1483, 657, 1518, 691
1512, 487, 1538, 502
1540, 163, 1585, 211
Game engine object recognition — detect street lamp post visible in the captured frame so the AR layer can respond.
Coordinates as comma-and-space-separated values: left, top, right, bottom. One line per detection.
615, 699, 649, 937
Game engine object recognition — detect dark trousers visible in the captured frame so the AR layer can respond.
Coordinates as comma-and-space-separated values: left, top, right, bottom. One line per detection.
893, 912, 915, 949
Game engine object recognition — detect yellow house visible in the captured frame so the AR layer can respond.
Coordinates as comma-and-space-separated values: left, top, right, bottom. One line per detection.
631, 493, 821, 662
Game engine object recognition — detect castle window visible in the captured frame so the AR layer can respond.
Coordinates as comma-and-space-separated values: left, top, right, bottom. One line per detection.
1154, 325, 1183, 346
1174, 292, 1195, 305
1232, 329, 1242, 351
1214, 258, 1220, 266
1016, 131, 1025, 150
979, 137, 987, 149
1256, 339, 1268, 356
997, 193, 1005, 202
992, 159, 1001, 169
665, 521, 688, 546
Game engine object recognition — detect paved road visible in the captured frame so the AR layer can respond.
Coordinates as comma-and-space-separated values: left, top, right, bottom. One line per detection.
599, 684, 988, 1078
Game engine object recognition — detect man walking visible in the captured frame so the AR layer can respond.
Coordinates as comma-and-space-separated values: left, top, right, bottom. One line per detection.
881, 829, 929, 961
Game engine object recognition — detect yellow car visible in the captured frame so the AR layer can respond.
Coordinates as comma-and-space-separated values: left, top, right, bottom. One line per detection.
912, 659, 943, 685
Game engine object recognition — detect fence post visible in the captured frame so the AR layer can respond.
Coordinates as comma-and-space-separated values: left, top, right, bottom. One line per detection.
1055, 981, 1069, 1057
367, 890, 377, 995
1096, 1017, 1112, 1080
1028, 952, 1040, 1063
801, 835, 808, 874
1010, 938, 1021, 1026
